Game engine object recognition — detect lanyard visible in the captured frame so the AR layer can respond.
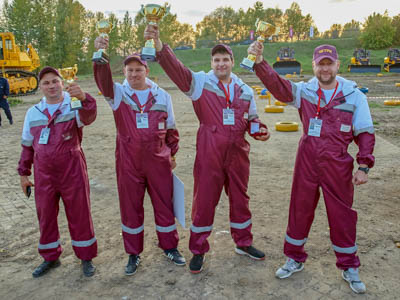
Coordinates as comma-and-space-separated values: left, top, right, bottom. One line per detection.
39, 102, 63, 127
220, 81, 231, 108
129, 92, 152, 113
315, 81, 338, 119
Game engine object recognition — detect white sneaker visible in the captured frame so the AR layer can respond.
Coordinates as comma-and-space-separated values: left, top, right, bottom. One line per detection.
275, 258, 304, 279
342, 268, 366, 294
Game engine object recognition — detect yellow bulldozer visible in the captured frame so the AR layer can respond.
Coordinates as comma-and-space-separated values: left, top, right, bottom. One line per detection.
384, 48, 400, 73
348, 48, 381, 73
0, 32, 40, 95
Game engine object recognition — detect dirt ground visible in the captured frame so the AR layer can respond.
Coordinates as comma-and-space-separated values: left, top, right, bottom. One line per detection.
0, 72, 399, 300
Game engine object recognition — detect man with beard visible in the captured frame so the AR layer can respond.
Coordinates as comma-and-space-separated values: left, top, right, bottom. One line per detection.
144, 25, 270, 274
93, 36, 185, 276
247, 43, 375, 294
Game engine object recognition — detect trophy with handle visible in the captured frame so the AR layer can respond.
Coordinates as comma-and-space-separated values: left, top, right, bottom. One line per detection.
240, 19, 280, 71
58, 64, 82, 111
140, 3, 170, 61
92, 19, 113, 64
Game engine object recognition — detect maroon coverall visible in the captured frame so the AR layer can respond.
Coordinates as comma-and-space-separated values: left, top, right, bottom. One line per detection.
254, 60, 375, 269
18, 93, 98, 261
157, 44, 267, 255
93, 63, 180, 255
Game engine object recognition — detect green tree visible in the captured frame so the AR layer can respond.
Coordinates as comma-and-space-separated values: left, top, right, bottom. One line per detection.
329, 24, 342, 39
120, 11, 137, 56
341, 20, 361, 38
392, 14, 400, 45
360, 11, 395, 49
2, 0, 34, 45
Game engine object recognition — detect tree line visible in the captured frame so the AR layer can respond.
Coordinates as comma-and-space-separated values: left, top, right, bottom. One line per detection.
1, 0, 399, 74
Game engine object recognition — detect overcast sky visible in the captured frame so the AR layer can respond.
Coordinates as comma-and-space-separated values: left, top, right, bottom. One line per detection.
2, 0, 399, 32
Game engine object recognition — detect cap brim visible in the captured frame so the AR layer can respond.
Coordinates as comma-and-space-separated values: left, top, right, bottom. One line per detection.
124, 57, 147, 68
314, 55, 336, 64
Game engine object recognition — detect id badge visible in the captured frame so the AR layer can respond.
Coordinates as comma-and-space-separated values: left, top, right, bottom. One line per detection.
308, 118, 323, 137
70, 98, 82, 111
136, 113, 149, 129
223, 108, 235, 125
39, 127, 50, 144
250, 122, 260, 134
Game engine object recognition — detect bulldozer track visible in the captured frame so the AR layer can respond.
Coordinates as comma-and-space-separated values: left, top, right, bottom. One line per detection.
1, 69, 39, 96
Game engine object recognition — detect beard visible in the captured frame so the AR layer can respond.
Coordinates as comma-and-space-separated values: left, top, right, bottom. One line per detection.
316, 73, 336, 86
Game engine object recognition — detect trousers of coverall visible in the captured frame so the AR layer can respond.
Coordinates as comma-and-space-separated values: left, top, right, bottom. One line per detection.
34, 148, 97, 261
284, 141, 360, 270
116, 138, 179, 255
189, 125, 253, 255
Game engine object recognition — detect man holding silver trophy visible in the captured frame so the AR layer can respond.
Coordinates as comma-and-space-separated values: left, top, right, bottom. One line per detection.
93, 18, 185, 276
144, 22, 270, 274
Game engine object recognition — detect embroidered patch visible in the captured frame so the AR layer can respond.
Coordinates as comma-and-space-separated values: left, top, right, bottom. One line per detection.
244, 112, 249, 119
158, 122, 165, 130
340, 124, 351, 132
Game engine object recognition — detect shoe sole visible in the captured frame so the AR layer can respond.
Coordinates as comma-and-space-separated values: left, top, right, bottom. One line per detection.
234, 248, 265, 261
276, 264, 304, 279
32, 260, 61, 278
341, 272, 366, 294
189, 256, 205, 274
125, 268, 138, 276
164, 253, 186, 266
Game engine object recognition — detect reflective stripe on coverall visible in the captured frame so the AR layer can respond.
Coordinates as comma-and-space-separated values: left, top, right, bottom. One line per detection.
17, 93, 98, 261
157, 44, 267, 255
254, 61, 375, 269
94, 63, 179, 255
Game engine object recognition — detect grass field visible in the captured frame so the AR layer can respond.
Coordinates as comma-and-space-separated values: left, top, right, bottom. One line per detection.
105, 38, 399, 77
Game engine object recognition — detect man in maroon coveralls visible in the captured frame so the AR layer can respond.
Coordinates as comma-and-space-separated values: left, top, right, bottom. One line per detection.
93, 37, 185, 276
18, 67, 98, 278
248, 42, 375, 294
145, 25, 271, 274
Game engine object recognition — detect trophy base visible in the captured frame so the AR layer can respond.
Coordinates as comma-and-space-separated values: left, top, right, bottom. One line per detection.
92, 50, 109, 65
141, 47, 156, 62
240, 58, 255, 72
70, 98, 82, 111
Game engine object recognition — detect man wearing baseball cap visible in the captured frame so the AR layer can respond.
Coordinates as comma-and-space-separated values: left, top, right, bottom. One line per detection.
144, 25, 270, 274
18, 66, 98, 278
93, 37, 184, 276
247, 43, 375, 293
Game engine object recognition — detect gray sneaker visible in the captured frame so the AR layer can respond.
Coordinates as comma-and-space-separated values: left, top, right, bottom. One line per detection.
342, 268, 366, 294
275, 258, 304, 279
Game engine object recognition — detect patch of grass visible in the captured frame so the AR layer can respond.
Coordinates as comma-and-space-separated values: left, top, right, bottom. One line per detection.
368, 102, 382, 108
373, 121, 380, 125
8, 97, 23, 107
102, 38, 398, 77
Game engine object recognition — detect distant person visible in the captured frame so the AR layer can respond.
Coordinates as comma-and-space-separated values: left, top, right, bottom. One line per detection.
0, 76, 13, 127
248, 42, 375, 294
93, 38, 185, 276
144, 24, 270, 274
17, 67, 98, 278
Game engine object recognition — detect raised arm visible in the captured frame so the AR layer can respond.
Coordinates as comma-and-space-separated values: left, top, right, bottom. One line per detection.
248, 41, 295, 104
93, 36, 115, 99
144, 24, 193, 93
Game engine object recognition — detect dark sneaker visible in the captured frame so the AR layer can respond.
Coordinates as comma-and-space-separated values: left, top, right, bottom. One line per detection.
235, 245, 265, 260
32, 259, 61, 278
189, 254, 205, 274
125, 254, 140, 276
9, 120, 13, 125
164, 248, 186, 266
82, 260, 96, 277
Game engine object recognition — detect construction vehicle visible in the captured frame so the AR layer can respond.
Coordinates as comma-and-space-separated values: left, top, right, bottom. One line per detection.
0, 32, 40, 95
348, 49, 381, 73
272, 47, 301, 75
384, 48, 400, 73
